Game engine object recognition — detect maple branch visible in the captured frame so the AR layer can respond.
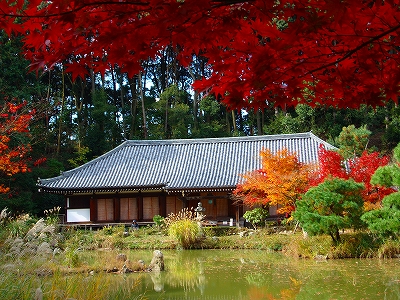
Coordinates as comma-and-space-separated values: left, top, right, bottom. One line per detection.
303, 22, 400, 77
0, 1, 151, 19
1, 1, 255, 19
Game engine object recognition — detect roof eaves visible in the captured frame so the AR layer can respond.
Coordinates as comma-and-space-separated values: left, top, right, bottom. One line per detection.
38, 183, 167, 195
165, 186, 236, 194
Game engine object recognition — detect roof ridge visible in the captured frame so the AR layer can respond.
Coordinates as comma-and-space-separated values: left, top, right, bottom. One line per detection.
125, 132, 313, 145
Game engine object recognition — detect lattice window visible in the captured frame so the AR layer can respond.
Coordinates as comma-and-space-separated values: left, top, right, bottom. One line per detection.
97, 198, 114, 221
143, 197, 159, 220
120, 197, 138, 221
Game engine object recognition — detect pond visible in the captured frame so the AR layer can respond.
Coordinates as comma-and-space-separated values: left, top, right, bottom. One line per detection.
95, 249, 400, 300
8, 249, 400, 299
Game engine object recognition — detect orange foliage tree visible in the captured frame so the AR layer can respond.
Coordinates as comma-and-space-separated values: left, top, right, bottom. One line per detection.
0, 101, 34, 193
233, 148, 311, 215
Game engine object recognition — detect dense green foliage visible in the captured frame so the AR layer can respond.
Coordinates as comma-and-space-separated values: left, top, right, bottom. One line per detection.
152, 215, 165, 228
243, 208, 269, 230
362, 193, 400, 238
293, 178, 365, 244
336, 125, 371, 159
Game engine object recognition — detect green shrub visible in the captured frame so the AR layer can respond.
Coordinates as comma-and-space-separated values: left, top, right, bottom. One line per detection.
153, 215, 165, 227
60, 229, 98, 250
362, 193, 400, 238
243, 208, 268, 230
112, 237, 125, 249
101, 225, 115, 235
293, 178, 365, 244
331, 234, 378, 259
164, 207, 203, 249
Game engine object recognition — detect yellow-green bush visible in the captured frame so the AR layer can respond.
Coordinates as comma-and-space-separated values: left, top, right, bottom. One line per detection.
168, 219, 201, 249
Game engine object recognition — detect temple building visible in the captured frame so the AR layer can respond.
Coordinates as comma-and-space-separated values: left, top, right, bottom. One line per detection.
37, 132, 334, 225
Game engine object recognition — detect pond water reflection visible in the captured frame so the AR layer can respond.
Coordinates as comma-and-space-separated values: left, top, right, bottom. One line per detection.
129, 249, 400, 300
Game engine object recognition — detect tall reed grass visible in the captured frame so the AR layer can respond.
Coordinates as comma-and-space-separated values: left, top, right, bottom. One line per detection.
164, 208, 203, 249
168, 219, 201, 249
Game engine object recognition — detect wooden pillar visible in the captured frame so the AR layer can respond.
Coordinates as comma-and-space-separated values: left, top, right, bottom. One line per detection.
159, 194, 166, 217
114, 196, 120, 222
138, 193, 143, 221
90, 196, 97, 222
64, 196, 68, 223
228, 195, 237, 218
178, 196, 188, 208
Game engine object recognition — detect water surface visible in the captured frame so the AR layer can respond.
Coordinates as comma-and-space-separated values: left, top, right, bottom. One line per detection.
122, 249, 400, 299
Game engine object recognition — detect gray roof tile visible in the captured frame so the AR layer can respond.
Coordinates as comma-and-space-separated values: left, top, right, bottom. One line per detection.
37, 132, 335, 194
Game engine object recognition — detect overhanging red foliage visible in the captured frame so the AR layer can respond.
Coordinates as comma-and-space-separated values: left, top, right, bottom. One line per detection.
2, 0, 400, 108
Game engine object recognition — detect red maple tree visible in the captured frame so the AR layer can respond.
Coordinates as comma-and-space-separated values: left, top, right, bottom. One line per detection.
0, 101, 35, 193
309, 146, 394, 207
1, 1, 400, 109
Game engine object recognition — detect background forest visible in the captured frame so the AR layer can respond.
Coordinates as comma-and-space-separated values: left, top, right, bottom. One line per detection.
1, 30, 400, 216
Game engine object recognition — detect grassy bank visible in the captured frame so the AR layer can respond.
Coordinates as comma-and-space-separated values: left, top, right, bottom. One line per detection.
2, 220, 400, 258
54, 224, 400, 259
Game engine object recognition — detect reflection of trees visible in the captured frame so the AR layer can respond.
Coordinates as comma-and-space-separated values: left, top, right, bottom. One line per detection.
149, 255, 400, 299
123, 250, 400, 299
165, 253, 206, 295
245, 272, 302, 300
246, 278, 302, 300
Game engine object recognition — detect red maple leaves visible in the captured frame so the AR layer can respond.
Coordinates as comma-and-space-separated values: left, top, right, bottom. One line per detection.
310, 146, 394, 206
0, 101, 35, 193
2, 0, 400, 108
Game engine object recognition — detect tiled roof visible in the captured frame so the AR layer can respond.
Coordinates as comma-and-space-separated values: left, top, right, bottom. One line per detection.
37, 132, 335, 194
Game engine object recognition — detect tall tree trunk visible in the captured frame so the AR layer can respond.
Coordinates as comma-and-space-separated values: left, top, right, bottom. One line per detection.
56, 66, 65, 155
261, 109, 265, 134
119, 72, 127, 140
44, 71, 52, 153
231, 110, 237, 133
90, 69, 95, 93
225, 107, 230, 134
128, 76, 138, 138
138, 71, 148, 139
257, 109, 262, 135
161, 49, 167, 92
110, 66, 119, 147
164, 94, 169, 138
72, 76, 86, 150
188, 68, 199, 131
